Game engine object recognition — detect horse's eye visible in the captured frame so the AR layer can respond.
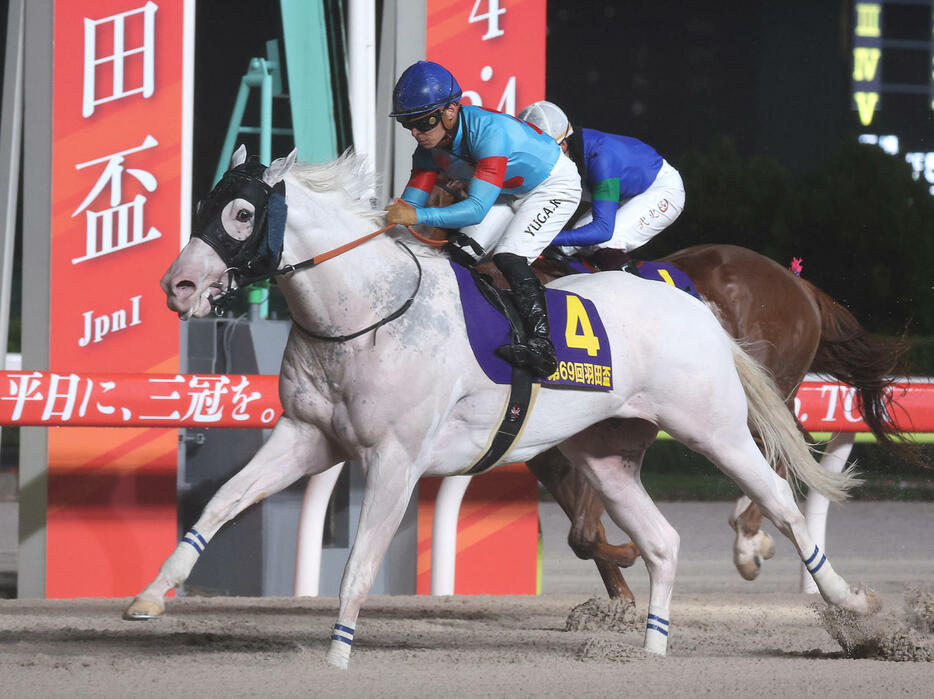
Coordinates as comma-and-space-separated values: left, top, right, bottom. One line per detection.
236, 209, 252, 222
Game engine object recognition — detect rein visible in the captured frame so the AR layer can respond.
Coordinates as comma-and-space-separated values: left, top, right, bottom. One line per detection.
275, 224, 445, 279
211, 223, 442, 344
280, 225, 442, 342
291, 239, 423, 343
201, 157, 447, 342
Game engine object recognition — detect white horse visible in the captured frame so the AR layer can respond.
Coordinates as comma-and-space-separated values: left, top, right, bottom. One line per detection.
125, 147, 879, 668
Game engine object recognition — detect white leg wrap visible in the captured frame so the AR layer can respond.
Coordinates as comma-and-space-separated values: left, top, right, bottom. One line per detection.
162, 531, 204, 587
803, 545, 849, 605
124, 529, 206, 620
644, 606, 670, 655
326, 621, 355, 669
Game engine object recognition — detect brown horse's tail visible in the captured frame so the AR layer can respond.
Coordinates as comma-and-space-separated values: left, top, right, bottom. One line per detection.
801, 278, 928, 468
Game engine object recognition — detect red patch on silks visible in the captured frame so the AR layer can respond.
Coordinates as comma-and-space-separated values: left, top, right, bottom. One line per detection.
407, 168, 438, 193
502, 175, 525, 189
474, 156, 507, 187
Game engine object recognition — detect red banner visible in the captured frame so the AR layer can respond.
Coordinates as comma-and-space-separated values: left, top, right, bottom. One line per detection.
419, 0, 547, 594
48, 0, 192, 597
0, 372, 279, 427
426, 0, 546, 115
2, 373, 932, 433
795, 380, 934, 433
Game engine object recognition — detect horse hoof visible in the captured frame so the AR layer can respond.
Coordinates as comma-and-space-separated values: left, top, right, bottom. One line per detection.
758, 532, 775, 560
326, 648, 350, 670
123, 596, 165, 620
850, 586, 882, 616
735, 554, 762, 581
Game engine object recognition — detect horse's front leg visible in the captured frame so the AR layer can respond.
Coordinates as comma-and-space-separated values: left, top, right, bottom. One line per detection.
526, 448, 640, 601
326, 443, 420, 669
124, 416, 338, 619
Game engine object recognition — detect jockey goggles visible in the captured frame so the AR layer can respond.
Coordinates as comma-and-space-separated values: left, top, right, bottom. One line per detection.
396, 107, 444, 133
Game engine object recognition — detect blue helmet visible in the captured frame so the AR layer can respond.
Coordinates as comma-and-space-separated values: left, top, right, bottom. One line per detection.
389, 61, 462, 118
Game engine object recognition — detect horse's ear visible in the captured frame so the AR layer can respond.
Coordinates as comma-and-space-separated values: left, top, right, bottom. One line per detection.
230, 144, 247, 169
264, 148, 297, 186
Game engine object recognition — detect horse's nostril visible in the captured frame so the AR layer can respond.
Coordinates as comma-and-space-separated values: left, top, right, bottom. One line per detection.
175, 280, 195, 292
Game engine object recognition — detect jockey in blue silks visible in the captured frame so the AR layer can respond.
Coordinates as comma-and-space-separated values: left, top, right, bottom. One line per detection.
385, 62, 582, 378
518, 100, 685, 263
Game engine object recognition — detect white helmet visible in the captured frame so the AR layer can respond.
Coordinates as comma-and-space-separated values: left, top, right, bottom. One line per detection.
518, 100, 573, 143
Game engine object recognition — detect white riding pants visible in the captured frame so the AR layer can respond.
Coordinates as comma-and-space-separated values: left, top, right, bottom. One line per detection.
462, 154, 582, 263
575, 159, 684, 254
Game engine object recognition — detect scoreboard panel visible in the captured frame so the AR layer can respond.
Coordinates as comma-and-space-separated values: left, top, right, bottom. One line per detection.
851, 0, 934, 191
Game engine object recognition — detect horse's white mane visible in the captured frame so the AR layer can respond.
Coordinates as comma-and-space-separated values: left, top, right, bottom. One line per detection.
289, 149, 383, 225
287, 148, 446, 257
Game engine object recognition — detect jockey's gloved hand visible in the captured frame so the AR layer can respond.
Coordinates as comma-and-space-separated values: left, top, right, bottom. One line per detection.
386, 199, 418, 226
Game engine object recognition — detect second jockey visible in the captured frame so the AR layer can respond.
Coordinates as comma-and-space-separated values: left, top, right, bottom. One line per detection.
385, 62, 581, 378
518, 100, 685, 265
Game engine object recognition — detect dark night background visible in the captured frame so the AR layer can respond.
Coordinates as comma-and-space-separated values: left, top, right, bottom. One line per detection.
186, 2, 855, 198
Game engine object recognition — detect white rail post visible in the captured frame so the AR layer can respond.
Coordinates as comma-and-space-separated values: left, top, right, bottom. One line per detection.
294, 461, 345, 596
430, 475, 472, 595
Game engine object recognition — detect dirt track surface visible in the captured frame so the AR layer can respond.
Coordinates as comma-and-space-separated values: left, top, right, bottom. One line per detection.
1, 501, 932, 697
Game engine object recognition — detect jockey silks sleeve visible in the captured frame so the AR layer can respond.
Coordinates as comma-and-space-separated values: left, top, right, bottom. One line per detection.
401, 105, 561, 230
552, 128, 664, 246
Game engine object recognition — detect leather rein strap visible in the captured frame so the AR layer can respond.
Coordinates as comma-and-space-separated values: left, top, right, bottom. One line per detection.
277, 224, 445, 279
292, 240, 422, 343
282, 225, 443, 343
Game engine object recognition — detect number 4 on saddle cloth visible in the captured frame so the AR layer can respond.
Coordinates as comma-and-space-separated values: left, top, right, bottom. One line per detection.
449, 257, 700, 475
450, 258, 701, 391
451, 261, 614, 390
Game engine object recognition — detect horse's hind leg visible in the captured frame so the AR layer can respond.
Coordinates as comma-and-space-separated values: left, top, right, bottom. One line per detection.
526, 448, 640, 601
694, 429, 878, 616
124, 416, 338, 619
728, 495, 774, 580
728, 426, 798, 580
560, 419, 677, 655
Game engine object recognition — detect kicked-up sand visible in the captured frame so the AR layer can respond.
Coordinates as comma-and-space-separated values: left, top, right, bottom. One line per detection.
0, 501, 931, 697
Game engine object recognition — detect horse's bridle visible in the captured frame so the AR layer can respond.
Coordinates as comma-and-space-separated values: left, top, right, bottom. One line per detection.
194, 158, 426, 343
192, 157, 289, 299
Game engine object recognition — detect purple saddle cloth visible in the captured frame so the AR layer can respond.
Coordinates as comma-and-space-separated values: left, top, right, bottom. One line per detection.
555, 256, 701, 300
633, 261, 701, 300
450, 262, 613, 390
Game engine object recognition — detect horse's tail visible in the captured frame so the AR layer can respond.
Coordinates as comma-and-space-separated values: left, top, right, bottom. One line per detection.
730, 340, 860, 502
801, 278, 927, 468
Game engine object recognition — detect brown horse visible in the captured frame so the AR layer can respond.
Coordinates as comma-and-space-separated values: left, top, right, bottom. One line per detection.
522, 243, 917, 600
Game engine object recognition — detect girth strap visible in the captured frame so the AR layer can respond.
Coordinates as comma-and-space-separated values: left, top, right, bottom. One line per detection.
461, 265, 537, 476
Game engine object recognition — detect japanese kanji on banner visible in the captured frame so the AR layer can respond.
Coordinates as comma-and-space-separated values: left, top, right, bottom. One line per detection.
0, 372, 280, 427
48, 0, 193, 597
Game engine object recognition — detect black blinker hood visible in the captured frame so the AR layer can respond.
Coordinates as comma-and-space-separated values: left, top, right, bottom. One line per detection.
192, 156, 287, 285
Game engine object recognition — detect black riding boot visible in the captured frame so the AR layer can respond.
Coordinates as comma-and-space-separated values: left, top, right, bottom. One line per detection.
493, 252, 558, 377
